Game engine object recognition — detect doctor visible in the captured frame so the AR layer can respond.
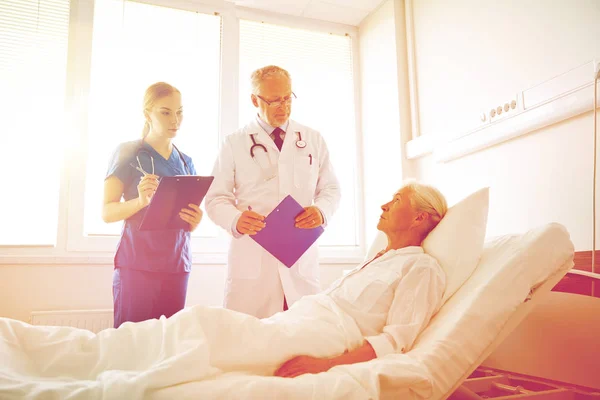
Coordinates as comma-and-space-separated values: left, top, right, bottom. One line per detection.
206, 65, 341, 318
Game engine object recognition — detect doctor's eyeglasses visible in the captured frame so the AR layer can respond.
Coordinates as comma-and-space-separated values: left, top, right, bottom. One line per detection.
256, 92, 297, 108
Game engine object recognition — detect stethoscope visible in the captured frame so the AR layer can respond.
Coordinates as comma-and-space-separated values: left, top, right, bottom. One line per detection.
130, 139, 192, 176
249, 131, 306, 158
249, 131, 307, 181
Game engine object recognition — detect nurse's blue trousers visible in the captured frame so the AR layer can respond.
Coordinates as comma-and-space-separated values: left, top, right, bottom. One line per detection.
112, 267, 190, 329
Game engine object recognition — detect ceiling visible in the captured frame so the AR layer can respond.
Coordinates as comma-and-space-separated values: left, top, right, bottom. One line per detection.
231, 0, 385, 26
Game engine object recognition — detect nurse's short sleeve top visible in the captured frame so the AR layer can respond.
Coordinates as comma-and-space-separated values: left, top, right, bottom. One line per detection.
105, 140, 195, 273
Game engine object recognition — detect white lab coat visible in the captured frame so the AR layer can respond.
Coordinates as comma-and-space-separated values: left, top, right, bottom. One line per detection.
206, 118, 341, 318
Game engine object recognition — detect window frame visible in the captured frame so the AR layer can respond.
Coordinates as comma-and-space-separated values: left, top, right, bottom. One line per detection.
0, 0, 365, 266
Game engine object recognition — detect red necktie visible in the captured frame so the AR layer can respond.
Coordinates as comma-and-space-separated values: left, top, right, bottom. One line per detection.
273, 127, 284, 151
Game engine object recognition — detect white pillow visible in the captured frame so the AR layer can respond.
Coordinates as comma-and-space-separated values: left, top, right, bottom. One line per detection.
365, 230, 388, 262
422, 187, 489, 303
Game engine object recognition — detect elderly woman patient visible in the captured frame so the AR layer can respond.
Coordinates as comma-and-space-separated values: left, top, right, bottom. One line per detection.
0, 181, 448, 397
273, 181, 447, 377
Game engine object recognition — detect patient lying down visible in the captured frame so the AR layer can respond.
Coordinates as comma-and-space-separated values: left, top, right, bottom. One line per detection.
0, 182, 448, 398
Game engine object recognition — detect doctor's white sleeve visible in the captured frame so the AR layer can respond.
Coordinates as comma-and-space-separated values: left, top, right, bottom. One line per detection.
205, 137, 243, 237
313, 135, 341, 226
365, 259, 445, 358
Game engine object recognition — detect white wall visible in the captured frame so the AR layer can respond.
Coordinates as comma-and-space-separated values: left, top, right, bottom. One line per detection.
412, 0, 600, 138
408, 0, 600, 250
0, 264, 349, 323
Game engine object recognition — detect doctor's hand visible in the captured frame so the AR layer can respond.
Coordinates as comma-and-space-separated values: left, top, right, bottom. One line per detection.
180, 203, 203, 232
295, 206, 324, 229
236, 210, 266, 235
274, 355, 332, 378
136, 174, 160, 208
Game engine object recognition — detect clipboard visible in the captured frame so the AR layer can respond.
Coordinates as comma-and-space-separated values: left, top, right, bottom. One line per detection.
138, 175, 214, 231
251, 195, 324, 267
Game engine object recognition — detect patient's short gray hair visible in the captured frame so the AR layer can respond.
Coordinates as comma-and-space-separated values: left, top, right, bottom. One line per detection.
404, 181, 448, 226
250, 65, 291, 94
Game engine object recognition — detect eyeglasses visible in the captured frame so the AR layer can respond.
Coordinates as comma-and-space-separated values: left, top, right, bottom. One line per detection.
256, 92, 297, 108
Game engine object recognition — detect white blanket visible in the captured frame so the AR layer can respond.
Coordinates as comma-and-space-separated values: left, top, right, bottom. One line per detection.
0, 294, 431, 400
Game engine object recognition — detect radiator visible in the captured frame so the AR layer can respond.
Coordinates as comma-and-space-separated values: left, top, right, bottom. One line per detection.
30, 309, 113, 333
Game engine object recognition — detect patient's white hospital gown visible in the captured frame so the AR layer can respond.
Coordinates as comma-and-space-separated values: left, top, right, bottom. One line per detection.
0, 246, 446, 399
325, 246, 446, 357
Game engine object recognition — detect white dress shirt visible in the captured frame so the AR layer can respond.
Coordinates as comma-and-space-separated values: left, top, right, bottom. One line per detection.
256, 114, 289, 141
324, 246, 446, 358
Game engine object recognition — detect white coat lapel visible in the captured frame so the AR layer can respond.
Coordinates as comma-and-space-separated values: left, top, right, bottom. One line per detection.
281, 120, 301, 155
246, 119, 278, 182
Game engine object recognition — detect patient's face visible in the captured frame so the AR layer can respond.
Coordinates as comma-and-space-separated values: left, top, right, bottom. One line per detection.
377, 188, 419, 233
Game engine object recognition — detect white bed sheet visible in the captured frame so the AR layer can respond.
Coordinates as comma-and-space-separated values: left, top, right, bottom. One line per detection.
0, 293, 430, 400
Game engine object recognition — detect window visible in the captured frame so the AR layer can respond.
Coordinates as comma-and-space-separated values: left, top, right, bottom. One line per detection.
82, 0, 222, 239
0, 0, 70, 245
239, 20, 359, 247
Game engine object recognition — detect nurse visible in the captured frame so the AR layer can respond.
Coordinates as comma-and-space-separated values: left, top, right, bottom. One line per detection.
102, 82, 203, 328
205, 65, 341, 318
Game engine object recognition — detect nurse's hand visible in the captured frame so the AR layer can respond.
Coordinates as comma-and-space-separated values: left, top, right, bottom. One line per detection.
236, 210, 266, 235
295, 206, 324, 229
180, 203, 203, 232
136, 174, 160, 208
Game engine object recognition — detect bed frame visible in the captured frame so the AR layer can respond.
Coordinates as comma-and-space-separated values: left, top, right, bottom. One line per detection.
449, 367, 600, 399
439, 259, 573, 399
447, 260, 600, 400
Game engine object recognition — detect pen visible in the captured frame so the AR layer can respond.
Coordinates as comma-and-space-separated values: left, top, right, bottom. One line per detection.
309, 154, 312, 165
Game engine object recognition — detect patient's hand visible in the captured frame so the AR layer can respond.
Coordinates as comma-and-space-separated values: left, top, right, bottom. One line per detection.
275, 342, 376, 378
274, 355, 332, 378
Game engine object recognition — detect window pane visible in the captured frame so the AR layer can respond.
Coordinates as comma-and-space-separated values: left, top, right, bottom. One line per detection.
239, 20, 358, 247
83, 0, 221, 238
0, 0, 70, 245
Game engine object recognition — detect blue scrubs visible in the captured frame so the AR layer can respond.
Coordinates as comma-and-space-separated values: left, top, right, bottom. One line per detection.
106, 139, 197, 328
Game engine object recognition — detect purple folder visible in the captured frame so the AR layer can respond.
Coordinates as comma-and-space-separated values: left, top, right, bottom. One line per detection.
139, 176, 214, 231
251, 195, 324, 268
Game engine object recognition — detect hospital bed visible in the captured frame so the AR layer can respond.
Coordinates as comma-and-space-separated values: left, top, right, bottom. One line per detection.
138, 221, 573, 400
